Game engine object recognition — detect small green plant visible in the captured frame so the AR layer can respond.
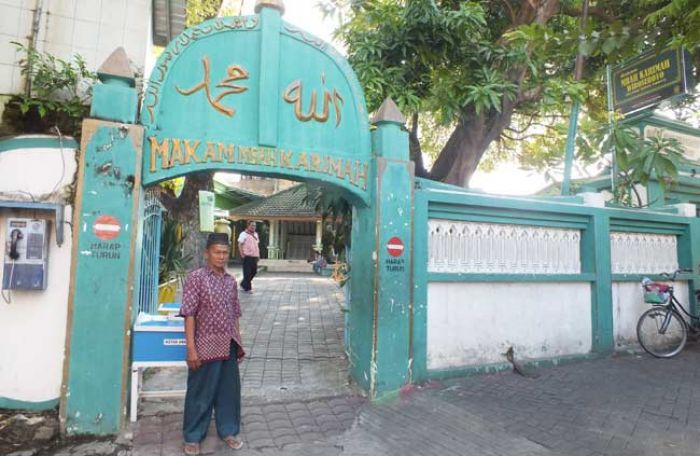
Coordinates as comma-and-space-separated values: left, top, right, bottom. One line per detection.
609, 124, 684, 207
159, 217, 193, 285
4, 42, 97, 136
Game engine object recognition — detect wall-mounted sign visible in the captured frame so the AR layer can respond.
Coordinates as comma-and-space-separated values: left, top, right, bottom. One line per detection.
386, 236, 404, 257
611, 47, 694, 115
93, 215, 121, 240
140, 15, 372, 204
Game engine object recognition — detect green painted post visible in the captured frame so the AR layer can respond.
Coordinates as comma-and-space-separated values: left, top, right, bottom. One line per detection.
60, 50, 143, 435
646, 180, 665, 207
561, 101, 580, 196
410, 189, 429, 383
347, 203, 377, 391
370, 99, 414, 398
582, 213, 614, 353
679, 218, 700, 315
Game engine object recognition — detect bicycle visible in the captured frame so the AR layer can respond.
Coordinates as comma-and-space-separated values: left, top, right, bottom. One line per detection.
636, 268, 700, 358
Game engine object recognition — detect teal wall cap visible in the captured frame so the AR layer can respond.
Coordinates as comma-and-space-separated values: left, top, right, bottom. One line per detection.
91, 84, 138, 123
0, 396, 59, 411
0, 135, 78, 152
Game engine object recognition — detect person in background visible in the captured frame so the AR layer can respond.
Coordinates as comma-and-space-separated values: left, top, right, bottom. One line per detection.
180, 233, 245, 455
312, 250, 327, 274
238, 221, 260, 293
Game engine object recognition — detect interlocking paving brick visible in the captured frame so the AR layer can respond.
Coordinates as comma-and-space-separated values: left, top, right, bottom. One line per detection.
135, 274, 700, 455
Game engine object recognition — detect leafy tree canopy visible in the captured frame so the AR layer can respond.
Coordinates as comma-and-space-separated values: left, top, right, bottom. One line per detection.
322, 0, 700, 187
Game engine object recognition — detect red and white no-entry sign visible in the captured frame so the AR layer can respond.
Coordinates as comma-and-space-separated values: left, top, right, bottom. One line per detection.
93, 215, 121, 240
386, 236, 404, 257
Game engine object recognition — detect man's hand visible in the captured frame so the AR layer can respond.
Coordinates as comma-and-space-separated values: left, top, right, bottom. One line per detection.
187, 347, 202, 371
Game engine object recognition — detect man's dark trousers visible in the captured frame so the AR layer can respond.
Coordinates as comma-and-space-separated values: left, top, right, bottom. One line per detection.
241, 256, 258, 291
183, 341, 241, 443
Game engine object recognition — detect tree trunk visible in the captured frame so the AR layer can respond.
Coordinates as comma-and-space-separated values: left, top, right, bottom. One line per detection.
409, 113, 429, 178
157, 171, 214, 269
429, 107, 516, 186
426, 0, 560, 187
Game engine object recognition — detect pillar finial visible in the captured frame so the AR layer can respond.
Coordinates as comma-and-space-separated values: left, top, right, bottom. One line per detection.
97, 47, 134, 86
255, 0, 285, 15
371, 97, 406, 125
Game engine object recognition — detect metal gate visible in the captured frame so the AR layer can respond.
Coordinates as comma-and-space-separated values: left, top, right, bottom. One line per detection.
137, 188, 163, 315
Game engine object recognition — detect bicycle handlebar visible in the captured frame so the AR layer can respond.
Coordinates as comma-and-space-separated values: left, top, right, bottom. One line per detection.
660, 268, 694, 281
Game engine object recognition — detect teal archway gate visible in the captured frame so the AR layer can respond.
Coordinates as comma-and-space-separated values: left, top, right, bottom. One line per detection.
59, 2, 415, 435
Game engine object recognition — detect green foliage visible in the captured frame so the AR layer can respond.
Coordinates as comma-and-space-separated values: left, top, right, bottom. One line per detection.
324, 0, 700, 186
615, 129, 684, 206
6, 42, 96, 136
302, 185, 351, 261
642, 0, 700, 50
159, 217, 193, 284
186, 0, 226, 26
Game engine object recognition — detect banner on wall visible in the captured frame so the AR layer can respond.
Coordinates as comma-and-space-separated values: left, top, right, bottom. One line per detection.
198, 190, 215, 232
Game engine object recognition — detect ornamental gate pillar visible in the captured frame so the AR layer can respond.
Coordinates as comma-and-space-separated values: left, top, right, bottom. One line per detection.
60, 48, 143, 435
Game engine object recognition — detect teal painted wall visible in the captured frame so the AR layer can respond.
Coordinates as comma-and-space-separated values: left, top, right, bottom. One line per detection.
0, 397, 59, 411
410, 180, 700, 381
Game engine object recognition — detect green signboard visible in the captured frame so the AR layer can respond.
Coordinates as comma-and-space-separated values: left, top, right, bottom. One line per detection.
140, 11, 371, 204
611, 47, 693, 114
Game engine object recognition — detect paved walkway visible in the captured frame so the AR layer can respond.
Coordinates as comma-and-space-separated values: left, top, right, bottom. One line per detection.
133, 274, 700, 455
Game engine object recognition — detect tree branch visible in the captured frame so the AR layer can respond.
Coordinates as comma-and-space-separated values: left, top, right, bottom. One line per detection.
501, 0, 516, 24
562, 6, 616, 24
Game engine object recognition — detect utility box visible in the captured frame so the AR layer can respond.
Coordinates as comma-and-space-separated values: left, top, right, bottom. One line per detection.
2, 219, 49, 290
132, 312, 186, 362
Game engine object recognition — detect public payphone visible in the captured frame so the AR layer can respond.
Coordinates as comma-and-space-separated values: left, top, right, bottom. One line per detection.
2, 219, 49, 290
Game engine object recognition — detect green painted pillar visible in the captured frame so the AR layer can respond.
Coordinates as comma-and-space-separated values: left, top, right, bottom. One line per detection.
60, 49, 143, 435
370, 99, 414, 398
679, 214, 700, 315
582, 213, 614, 353
646, 180, 665, 207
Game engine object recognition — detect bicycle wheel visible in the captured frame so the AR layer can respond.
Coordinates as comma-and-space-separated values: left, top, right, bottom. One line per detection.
636, 307, 687, 358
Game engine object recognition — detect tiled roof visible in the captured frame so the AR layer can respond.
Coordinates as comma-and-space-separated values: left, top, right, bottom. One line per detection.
229, 184, 321, 219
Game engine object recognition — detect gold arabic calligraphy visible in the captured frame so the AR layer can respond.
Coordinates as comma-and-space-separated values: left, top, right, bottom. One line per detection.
176, 56, 249, 117
283, 73, 344, 127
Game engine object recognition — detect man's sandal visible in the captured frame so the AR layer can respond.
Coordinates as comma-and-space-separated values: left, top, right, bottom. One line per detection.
183, 442, 200, 455
223, 436, 244, 450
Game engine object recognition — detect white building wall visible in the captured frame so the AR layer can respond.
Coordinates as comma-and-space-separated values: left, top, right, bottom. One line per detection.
0, 137, 77, 405
0, 0, 151, 95
427, 282, 592, 370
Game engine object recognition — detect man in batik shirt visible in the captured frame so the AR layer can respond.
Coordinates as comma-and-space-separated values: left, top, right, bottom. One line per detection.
180, 233, 244, 455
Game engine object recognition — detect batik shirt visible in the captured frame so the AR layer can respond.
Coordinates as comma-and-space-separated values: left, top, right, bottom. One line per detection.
179, 266, 244, 362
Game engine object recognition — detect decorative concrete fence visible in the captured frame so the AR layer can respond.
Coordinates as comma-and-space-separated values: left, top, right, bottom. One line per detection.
411, 179, 700, 382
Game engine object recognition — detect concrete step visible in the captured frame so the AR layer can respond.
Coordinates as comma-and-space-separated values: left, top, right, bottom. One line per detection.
259, 259, 313, 273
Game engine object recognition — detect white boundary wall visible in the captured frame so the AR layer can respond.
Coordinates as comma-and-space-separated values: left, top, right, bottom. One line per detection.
427, 282, 592, 369
0, 137, 76, 405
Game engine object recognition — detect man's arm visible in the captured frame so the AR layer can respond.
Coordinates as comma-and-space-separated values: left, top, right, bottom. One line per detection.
238, 232, 246, 259
185, 316, 201, 370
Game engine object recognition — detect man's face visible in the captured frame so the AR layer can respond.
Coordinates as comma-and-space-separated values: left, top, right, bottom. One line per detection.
206, 244, 230, 269
247, 222, 256, 232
